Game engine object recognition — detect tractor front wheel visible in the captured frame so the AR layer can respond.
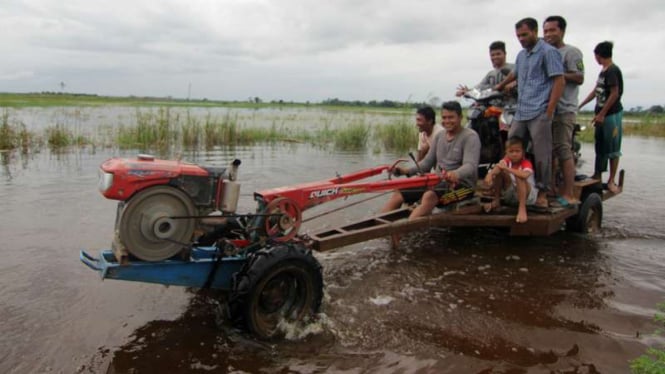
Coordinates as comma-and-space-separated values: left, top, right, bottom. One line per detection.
228, 243, 323, 339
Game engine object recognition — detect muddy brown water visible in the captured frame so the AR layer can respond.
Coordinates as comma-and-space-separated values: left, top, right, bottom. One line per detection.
1, 138, 664, 374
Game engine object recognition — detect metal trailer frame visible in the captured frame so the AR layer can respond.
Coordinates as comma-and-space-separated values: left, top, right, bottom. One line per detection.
80, 170, 623, 290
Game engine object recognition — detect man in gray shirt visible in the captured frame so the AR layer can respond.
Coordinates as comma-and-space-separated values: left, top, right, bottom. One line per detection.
544, 15, 584, 206
456, 41, 515, 97
382, 101, 480, 220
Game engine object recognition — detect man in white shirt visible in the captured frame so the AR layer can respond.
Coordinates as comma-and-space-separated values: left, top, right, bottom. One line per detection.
415, 106, 443, 162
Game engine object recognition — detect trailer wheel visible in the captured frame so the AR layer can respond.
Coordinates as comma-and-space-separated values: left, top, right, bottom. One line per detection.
566, 192, 603, 233
228, 243, 323, 339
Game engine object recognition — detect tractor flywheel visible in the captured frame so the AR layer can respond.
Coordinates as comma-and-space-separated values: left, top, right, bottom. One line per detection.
118, 186, 196, 261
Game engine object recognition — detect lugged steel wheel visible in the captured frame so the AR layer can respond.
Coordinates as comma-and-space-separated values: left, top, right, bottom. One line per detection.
118, 186, 196, 261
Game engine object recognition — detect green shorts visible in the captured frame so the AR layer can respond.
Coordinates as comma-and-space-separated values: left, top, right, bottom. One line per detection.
594, 111, 623, 174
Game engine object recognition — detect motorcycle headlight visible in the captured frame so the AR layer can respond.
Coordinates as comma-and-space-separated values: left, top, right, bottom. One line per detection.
98, 169, 114, 193
500, 112, 513, 127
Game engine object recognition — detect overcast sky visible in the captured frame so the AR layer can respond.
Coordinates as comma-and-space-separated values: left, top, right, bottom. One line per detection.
2, 0, 663, 109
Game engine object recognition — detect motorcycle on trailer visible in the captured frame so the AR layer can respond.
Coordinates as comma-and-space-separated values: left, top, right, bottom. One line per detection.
463, 88, 514, 178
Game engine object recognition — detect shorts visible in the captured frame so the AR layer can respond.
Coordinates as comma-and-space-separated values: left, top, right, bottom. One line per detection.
400, 181, 475, 207
509, 112, 553, 191
552, 112, 575, 161
594, 111, 623, 174
502, 184, 538, 206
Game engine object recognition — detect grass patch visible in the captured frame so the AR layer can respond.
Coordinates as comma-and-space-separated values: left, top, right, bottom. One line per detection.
630, 302, 665, 373
1, 111, 38, 151
116, 108, 177, 150
577, 112, 665, 141
4, 105, 665, 157
375, 115, 416, 153
181, 112, 202, 148
115, 110, 310, 151
334, 121, 370, 151
0, 112, 17, 150
46, 123, 73, 149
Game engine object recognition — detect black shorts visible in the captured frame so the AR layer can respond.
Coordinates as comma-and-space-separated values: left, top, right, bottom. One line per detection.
400, 181, 475, 206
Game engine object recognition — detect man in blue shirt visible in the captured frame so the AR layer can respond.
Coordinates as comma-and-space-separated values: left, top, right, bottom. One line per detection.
495, 17, 565, 208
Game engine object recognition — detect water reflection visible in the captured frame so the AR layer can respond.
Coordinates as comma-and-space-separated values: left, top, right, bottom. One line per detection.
1, 151, 11, 181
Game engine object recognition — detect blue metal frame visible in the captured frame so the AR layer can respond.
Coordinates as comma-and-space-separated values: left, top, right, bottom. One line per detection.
79, 247, 246, 290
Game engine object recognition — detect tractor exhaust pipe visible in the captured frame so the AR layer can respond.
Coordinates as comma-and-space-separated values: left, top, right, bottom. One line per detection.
222, 159, 242, 213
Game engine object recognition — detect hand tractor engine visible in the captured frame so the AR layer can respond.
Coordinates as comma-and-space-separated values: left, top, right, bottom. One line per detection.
98, 154, 241, 261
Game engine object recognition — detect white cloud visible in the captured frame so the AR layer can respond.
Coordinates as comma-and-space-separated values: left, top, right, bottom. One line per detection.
1, 0, 664, 107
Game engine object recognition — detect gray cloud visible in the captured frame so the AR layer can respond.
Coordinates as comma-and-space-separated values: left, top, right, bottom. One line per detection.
1, 0, 664, 107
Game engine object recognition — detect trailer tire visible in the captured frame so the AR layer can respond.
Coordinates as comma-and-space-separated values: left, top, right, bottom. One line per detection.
566, 192, 603, 233
227, 243, 323, 339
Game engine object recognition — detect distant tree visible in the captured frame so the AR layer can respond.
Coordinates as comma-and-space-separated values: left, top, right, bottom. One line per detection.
59, 82, 65, 92
428, 96, 441, 108
648, 105, 664, 114
254, 97, 261, 104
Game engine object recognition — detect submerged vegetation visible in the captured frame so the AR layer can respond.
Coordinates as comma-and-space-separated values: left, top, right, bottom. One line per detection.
1, 93, 664, 156
111, 109, 413, 153
0, 106, 418, 154
334, 121, 371, 151
1, 111, 37, 152
0, 93, 427, 154
375, 115, 415, 152
574, 113, 665, 143
630, 302, 665, 373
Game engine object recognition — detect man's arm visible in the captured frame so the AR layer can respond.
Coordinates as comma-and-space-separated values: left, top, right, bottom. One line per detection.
546, 75, 565, 118
579, 89, 595, 109
564, 71, 584, 85
408, 132, 439, 176
494, 71, 516, 92
416, 146, 428, 162
416, 133, 428, 162
594, 85, 619, 124
564, 47, 585, 85
447, 133, 480, 184
457, 70, 495, 96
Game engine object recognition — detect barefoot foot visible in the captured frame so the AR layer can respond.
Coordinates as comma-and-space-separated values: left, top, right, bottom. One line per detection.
516, 207, 528, 223
607, 181, 620, 193
483, 199, 500, 213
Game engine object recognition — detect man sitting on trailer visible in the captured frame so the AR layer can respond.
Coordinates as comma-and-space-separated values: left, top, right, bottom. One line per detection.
415, 105, 443, 162
381, 101, 481, 224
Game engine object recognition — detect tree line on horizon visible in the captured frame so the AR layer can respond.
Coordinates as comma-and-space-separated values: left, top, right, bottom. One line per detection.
3, 91, 665, 114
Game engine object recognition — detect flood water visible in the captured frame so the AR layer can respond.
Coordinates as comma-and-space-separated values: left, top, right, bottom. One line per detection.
1, 111, 664, 373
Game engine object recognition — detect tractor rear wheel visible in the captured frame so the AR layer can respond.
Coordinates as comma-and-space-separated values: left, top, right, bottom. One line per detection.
228, 243, 323, 339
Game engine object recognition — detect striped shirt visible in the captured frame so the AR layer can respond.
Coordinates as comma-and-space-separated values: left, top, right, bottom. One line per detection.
514, 38, 564, 121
